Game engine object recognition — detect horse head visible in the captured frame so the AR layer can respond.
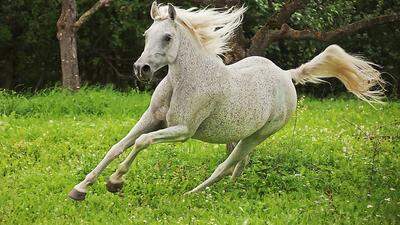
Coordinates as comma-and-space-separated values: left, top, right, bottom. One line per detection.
133, 2, 180, 82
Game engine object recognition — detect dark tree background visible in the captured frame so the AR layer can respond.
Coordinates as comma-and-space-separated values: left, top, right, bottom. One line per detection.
0, 0, 399, 98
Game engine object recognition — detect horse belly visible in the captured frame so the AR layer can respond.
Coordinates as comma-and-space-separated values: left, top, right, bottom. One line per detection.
192, 97, 271, 144
192, 60, 288, 144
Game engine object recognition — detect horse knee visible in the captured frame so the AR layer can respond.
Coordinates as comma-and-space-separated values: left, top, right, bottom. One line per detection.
135, 134, 152, 150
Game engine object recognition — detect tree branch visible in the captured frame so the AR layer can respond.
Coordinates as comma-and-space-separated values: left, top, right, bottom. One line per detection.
248, 0, 309, 56
249, 13, 400, 56
101, 54, 132, 80
275, 14, 400, 42
266, 0, 309, 29
74, 0, 112, 30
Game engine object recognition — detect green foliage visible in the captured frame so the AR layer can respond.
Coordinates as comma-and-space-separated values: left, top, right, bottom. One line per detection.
0, 88, 399, 224
248, 0, 400, 98
0, 86, 149, 117
0, 0, 399, 97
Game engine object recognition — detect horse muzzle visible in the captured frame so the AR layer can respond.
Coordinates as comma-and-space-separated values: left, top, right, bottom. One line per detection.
133, 62, 153, 82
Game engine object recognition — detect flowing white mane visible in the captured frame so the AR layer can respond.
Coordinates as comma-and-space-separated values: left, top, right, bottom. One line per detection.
156, 5, 246, 56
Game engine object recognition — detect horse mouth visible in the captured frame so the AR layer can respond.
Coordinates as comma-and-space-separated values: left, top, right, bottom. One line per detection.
135, 75, 152, 83
134, 70, 153, 83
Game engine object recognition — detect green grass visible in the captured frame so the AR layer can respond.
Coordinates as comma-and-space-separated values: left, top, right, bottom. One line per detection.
0, 87, 399, 224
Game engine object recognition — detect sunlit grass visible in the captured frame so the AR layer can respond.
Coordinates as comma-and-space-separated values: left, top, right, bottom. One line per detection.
0, 88, 399, 224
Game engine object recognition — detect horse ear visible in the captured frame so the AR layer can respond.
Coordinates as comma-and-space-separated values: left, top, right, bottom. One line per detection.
150, 1, 159, 20
167, 3, 176, 20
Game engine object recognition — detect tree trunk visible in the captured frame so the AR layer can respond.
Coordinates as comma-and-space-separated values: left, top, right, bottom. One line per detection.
223, 25, 248, 64
0, 69, 13, 90
212, 0, 248, 64
57, 0, 80, 90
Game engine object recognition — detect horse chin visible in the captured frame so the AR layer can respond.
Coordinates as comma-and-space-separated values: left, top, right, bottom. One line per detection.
136, 74, 154, 84
153, 65, 169, 78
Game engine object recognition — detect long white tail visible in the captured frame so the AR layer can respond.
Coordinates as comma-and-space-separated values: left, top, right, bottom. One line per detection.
289, 45, 385, 103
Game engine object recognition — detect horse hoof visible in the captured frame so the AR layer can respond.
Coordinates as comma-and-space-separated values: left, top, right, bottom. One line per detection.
68, 188, 86, 201
106, 180, 124, 193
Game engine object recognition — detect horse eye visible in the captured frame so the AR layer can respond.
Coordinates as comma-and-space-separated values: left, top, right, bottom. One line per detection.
164, 34, 172, 42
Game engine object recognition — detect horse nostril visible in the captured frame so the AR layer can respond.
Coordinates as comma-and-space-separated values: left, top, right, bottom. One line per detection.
142, 64, 151, 73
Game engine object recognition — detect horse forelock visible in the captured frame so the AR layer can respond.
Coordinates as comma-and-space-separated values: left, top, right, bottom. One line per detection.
155, 4, 246, 56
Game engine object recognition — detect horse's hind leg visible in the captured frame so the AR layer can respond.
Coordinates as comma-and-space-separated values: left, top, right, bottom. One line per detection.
225, 141, 250, 179
231, 155, 250, 181
185, 134, 266, 194
222, 154, 250, 180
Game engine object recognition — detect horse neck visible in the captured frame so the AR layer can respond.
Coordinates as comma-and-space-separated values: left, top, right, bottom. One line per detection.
168, 26, 223, 85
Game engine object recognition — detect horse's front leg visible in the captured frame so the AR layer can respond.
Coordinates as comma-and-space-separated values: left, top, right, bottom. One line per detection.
68, 109, 161, 201
106, 125, 192, 192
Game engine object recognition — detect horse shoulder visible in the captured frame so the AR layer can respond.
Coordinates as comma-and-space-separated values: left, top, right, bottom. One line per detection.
166, 81, 215, 131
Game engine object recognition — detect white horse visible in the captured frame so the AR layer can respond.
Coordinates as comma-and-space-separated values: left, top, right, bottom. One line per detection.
69, 2, 384, 201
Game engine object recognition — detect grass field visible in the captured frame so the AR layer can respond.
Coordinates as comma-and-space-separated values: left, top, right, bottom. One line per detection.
0, 88, 399, 224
